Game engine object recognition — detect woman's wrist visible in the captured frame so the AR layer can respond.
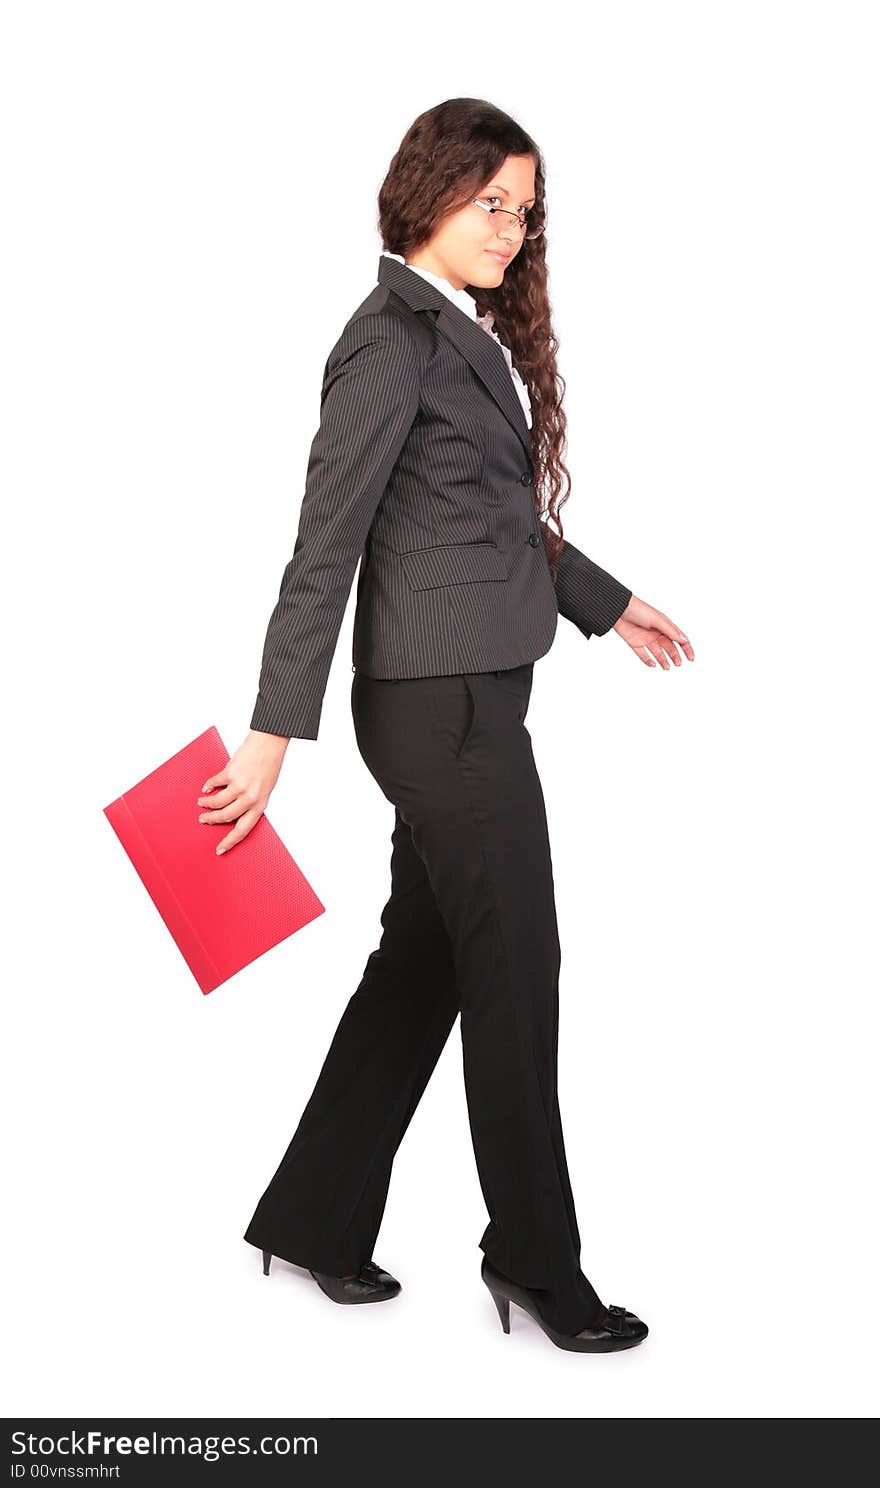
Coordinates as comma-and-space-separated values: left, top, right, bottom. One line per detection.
248, 728, 291, 755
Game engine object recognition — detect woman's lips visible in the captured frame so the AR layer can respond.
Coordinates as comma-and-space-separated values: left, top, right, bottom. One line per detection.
486, 250, 511, 264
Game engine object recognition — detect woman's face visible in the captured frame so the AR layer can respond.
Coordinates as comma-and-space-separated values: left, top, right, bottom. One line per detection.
408, 153, 537, 291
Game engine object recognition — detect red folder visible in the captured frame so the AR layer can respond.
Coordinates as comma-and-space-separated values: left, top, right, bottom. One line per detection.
103, 725, 325, 994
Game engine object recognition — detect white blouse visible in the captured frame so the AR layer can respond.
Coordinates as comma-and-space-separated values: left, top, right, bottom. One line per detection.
380, 251, 533, 430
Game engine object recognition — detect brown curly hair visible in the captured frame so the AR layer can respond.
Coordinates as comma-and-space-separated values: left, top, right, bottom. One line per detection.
378, 97, 573, 586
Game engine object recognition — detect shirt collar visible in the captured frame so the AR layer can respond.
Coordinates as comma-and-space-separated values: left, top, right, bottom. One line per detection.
380, 251, 480, 323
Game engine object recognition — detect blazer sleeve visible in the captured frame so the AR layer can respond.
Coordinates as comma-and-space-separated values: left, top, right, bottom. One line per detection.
249, 314, 422, 739
542, 527, 633, 640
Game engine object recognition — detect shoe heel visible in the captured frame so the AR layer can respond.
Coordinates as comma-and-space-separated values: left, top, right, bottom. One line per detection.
262, 1249, 272, 1276
490, 1289, 510, 1334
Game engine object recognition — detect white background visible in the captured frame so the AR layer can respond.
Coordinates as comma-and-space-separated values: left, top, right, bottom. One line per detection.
2, 0, 877, 1420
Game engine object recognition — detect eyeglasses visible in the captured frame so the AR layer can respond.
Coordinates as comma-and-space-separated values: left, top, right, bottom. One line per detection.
472, 196, 545, 241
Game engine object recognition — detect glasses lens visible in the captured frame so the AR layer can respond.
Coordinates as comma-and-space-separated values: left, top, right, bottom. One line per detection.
509, 208, 543, 240
475, 197, 544, 240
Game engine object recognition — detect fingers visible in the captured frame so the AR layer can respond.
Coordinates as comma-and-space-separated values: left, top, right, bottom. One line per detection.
198, 791, 262, 825
663, 628, 694, 661
620, 610, 694, 667
658, 617, 695, 662
197, 786, 237, 810
636, 624, 694, 668
634, 636, 682, 668
215, 807, 263, 856
201, 770, 228, 793
656, 636, 682, 669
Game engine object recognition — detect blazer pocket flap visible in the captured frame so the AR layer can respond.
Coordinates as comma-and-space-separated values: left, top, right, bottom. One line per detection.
400, 542, 510, 591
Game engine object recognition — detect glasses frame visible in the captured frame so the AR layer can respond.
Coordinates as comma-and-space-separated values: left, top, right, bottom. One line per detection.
471, 196, 545, 241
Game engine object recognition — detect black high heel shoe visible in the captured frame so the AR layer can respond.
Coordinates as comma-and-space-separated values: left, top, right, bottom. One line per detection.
261, 1250, 401, 1304
481, 1257, 648, 1352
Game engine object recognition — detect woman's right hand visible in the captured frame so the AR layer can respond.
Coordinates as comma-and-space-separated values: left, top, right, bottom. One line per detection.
196, 730, 290, 855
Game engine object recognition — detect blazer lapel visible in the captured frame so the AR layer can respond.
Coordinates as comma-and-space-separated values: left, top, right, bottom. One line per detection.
377, 255, 533, 464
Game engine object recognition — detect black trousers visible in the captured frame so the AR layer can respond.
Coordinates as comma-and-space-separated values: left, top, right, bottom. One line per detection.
243, 663, 604, 1334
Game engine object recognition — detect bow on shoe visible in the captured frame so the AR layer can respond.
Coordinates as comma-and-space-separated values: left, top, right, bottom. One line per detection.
603, 1304, 628, 1336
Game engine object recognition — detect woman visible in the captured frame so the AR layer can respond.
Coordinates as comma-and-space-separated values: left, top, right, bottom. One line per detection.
199, 99, 693, 1353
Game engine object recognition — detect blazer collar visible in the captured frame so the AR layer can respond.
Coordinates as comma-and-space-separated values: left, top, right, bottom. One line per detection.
376, 253, 533, 465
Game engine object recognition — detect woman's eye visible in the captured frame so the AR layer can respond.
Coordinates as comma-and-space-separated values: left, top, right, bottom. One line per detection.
484, 194, 532, 215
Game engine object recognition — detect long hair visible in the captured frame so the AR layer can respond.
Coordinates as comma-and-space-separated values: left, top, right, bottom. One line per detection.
378, 97, 571, 584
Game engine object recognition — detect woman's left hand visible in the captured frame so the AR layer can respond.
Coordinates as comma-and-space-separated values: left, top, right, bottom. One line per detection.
612, 596, 694, 668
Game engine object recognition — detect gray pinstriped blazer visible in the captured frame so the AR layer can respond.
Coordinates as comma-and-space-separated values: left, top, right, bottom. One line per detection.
250, 253, 632, 739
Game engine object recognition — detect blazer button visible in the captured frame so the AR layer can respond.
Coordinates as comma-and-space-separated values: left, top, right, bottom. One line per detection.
520, 471, 533, 485
527, 532, 540, 547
